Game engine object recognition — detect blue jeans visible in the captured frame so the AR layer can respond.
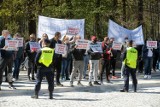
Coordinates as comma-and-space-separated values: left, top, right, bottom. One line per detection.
13, 58, 21, 79
144, 57, 152, 75
83, 55, 89, 77
61, 58, 69, 79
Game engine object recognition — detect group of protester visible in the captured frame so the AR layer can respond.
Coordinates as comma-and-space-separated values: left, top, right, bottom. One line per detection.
0, 29, 160, 99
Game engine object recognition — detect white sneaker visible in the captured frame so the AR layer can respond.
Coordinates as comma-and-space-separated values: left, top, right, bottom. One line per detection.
12, 78, 16, 82
148, 75, 152, 79
144, 75, 148, 79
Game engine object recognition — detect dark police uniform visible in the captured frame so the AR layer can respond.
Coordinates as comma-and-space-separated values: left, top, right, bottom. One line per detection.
121, 46, 138, 92
32, 46, 55, 99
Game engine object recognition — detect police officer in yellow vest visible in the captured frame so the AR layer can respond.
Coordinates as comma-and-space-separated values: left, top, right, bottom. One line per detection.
32, 39, 55, 99
120, 40, 138, 92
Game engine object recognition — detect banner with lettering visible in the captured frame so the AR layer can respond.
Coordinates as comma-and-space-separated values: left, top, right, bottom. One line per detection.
108, 19, 144, 45
55, 44, 67, 54
5, 40, 18, 51
76, 39, 89, 49
90, 44, 102, 53
37, 15, 85, 39
112, 41, 122, 50
147, 41, 157, 49
29, 42, 40, 52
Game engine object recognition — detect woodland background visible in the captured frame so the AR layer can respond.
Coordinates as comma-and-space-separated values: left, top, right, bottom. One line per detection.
0, 0, 159, 40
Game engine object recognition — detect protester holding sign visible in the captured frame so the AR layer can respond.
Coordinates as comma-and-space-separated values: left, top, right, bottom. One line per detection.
110, 38, 119, 79
25, 34, 38, 80
38, 33, 49, 48
61, 36, 72, 81
87, 36, 101, 86
50, 32, 63, 87
142, 39, 153, 79
0, 30, 16, 90
12, 33, 24, 81
99, 37, 112, 84
70, 36, 86, 87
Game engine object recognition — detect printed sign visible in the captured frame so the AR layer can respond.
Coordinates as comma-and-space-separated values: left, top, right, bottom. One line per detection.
147, 41, 157, 49
29, 42, 40, 52
66, 27, 80, 35
17, 37, 24, 47
5, 40, 18, 51
76, 39, 89, 49
112, 41, 122, 50
90, 44, 102, 53
55, 44, 67, 54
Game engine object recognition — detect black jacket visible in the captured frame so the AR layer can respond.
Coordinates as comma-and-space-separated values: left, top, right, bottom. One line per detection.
0, 38, 14, 58
87, 42, 101, 60
50, 38, 62, 61
25, 41, 37, 61
71, 45, 86, 61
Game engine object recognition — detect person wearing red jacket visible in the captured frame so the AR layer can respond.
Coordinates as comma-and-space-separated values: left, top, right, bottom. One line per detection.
99, 37, 112, 84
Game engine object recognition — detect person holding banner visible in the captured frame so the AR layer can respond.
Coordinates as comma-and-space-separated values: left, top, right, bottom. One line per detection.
0, 30, 16, 90
69, 35, 86, 87
25, 34, 38, 80
99, 37, 112, 84
31, 39, 55, 99
50, 32, 63, 86
120, 40, 138, 92
12, 33, 24, 81
87, 36, 101, 86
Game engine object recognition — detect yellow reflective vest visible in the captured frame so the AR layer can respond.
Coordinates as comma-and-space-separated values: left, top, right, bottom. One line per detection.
124, 47, 138, 69
38, 47, 54, 67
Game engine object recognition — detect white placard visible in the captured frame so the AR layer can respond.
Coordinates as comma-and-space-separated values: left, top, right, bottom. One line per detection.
90, 44, 102, 53
76, 39, 89, 49
5, 40, 18, 51
112, 41, 122, 50
16, 37, 24, 47
147, 41, 157, 49
29, 42, 40, 52
55, 44, 67, 54
66, 27, 80, 35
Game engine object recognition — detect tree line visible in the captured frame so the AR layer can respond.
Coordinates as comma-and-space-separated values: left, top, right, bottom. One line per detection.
0, 0, 159, 40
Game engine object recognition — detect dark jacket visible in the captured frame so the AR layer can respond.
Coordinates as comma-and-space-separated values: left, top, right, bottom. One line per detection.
142, 44, 153, 59
35, 47, 55, 68
101, 41, 111, 60
0, 37, 14, 58
25, 41, 37, 61
71, 44, 86, 61
87, 42, 101, 60
50, 38, 62, 61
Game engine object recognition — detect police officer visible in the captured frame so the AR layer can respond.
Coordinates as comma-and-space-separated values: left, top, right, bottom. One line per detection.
120, 40, 138, 92
32, 39, 55, 99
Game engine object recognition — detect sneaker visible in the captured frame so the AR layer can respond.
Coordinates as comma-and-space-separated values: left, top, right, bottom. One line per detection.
70, 81, 74, 87
88, 82, 93, 86
12, 78, 16, 82
56, 83, 63, 87
93, 81, 101, 85
66, 78, 70, 80
148, 75, 152, 79
31, 95, 38, 99
112, 76, 118, 79
77, 81, 83, 86
120, 89, 128, 92
9, 85, 16, 89
144, 75, 148, 79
